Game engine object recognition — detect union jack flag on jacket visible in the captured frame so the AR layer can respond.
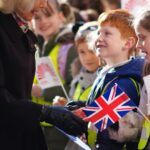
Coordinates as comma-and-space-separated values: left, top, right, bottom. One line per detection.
83, 83, 136, 131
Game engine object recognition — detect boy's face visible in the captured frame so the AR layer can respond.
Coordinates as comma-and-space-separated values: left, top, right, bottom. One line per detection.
135, 25, 150, 63
77, 42, 100, 72
95, 25, 127, 63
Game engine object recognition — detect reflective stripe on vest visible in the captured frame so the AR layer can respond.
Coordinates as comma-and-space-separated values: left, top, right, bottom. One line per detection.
138, 119, 150, 150
129, 77, 140, 96
73, 83, 91, 101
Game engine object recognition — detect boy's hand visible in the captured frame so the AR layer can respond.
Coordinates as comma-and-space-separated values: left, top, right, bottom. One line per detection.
53, 96, 68, 106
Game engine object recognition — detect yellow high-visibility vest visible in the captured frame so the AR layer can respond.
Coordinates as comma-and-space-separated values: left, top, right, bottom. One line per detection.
73, 83, 97, 146
138, 119, 150, 150
49, 43, 65, 84
73, 83, 91, 101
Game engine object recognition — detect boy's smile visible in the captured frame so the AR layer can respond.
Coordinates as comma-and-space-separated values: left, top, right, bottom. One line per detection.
95, 25, 128, 65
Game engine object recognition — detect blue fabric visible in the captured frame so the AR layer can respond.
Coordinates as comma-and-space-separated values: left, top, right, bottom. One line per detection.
88, 58, 144, 106
87, 58, 145, 150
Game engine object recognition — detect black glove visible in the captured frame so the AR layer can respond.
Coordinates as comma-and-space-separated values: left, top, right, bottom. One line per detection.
65, 100, 86, 111
40, 105, 87, 136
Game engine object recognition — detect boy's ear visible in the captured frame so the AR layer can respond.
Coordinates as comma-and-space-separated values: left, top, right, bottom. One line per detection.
124, 37, 136, 50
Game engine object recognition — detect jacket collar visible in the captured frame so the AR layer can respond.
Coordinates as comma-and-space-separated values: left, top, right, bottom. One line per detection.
12, 12, 29, 33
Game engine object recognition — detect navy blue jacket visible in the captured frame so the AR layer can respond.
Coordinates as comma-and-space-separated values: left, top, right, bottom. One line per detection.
88, 58, 144, 106
87, 58, 144, 150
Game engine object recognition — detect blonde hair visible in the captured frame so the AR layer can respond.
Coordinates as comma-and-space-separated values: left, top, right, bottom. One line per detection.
0, 0, 35, 14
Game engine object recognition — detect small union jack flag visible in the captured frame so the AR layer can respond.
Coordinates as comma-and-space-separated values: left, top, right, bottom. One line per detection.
83, 84, 136, 131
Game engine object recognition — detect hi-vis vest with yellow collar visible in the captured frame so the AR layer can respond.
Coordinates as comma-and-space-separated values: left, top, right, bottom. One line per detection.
48, 43, 65, 84
73, 83, 91, 101
138, 119, 150, 150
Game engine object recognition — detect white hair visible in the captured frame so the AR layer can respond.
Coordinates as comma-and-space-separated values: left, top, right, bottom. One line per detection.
75, 21, 99, 51
0, 0, 35, 14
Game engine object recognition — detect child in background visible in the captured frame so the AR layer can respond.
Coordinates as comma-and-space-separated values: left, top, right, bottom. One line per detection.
101, 0, 121, 12
31, 1, 77, 149
32, 0, 76, 95
70, 21, 101, 101
133, 9, 150, 150
53, 21, 102, 149
53, 21, 101, 105
67, 9, 145, 150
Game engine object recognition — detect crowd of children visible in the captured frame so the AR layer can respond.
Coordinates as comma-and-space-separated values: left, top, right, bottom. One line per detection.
30, 0, 150, 148
1, 0, 149, 149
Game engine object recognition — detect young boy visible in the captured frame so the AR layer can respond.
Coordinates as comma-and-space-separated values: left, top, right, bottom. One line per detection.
68, 9, 144, 150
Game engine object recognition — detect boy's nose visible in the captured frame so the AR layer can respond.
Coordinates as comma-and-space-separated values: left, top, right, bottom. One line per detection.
95, 34, 104, 47
97, 33, 104, 42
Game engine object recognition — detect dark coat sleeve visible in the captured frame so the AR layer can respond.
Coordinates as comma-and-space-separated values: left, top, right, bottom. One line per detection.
0, 42, 42, 124
0, 13, 42, 123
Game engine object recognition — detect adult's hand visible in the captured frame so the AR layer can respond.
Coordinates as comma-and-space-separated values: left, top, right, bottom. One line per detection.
40, 105, 87, 136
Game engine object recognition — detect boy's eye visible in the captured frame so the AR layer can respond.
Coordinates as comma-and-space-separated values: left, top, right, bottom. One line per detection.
47, 13, 53, 17
34, 16, 40, 20
105, 31, 111, 36
78, 49, 85, 54
80, 51, 84, 54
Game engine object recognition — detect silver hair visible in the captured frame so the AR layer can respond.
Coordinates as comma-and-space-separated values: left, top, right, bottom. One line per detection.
0, 0, 35, 14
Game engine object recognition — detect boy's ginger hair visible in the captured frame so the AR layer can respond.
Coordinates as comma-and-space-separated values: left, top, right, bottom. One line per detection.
98, 9, 138, 56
